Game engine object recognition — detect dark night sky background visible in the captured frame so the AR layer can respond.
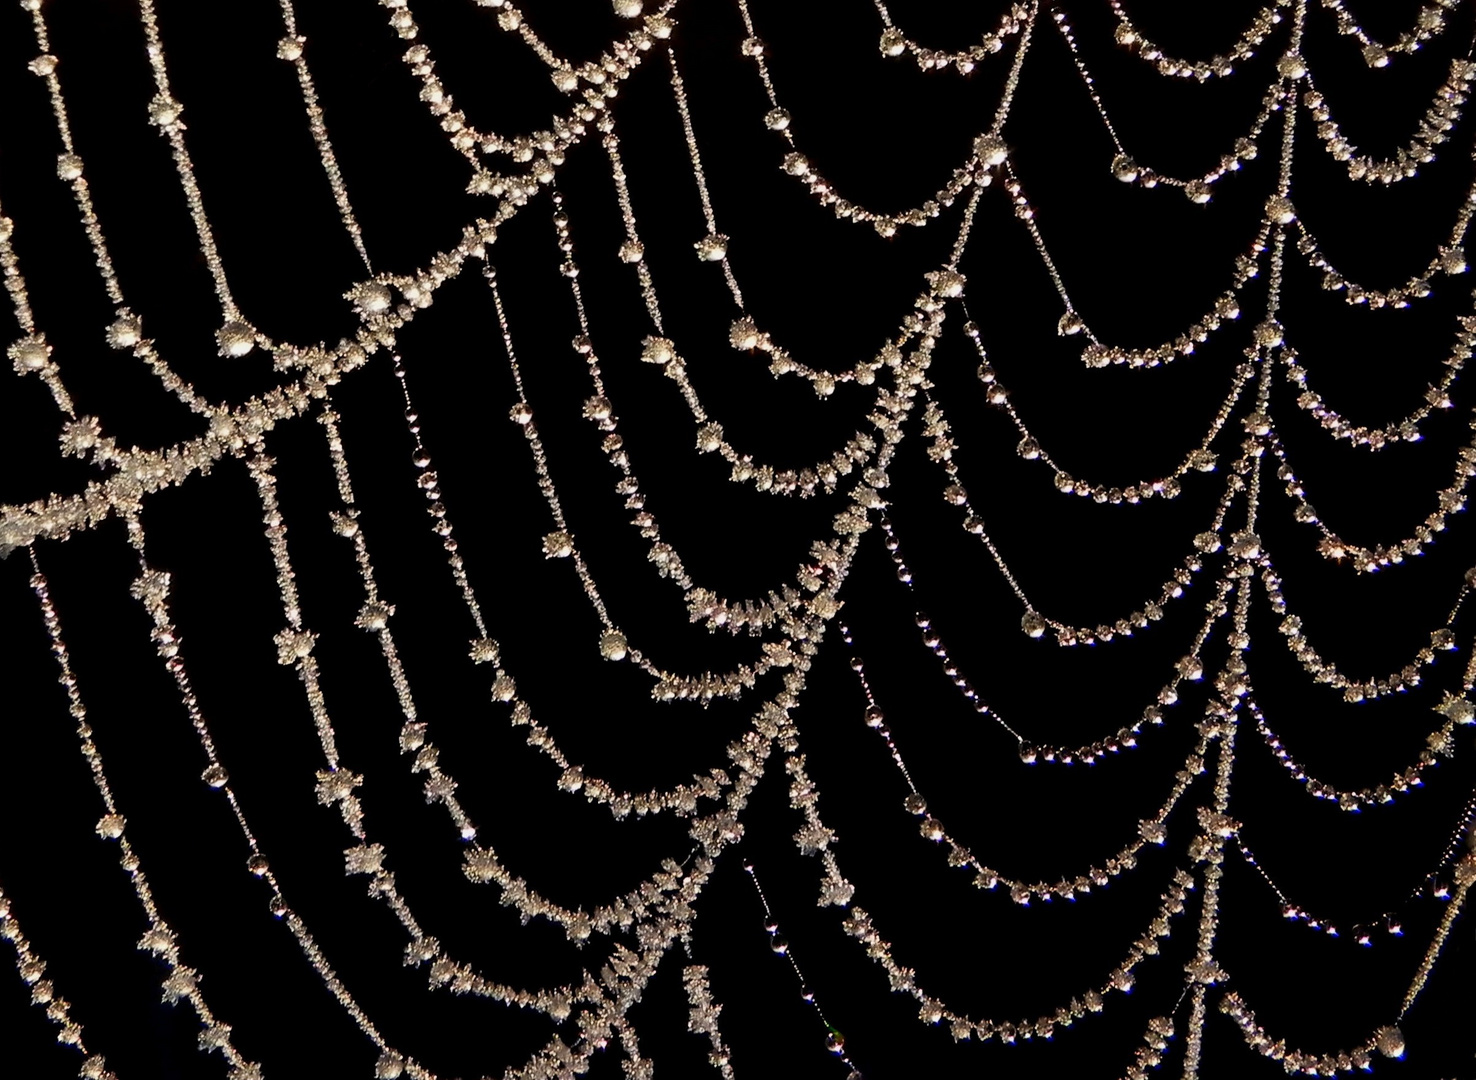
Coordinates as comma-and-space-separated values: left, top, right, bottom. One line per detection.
2, 1, 1474, 1078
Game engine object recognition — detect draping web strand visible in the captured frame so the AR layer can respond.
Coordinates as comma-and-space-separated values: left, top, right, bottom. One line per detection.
2, 1, 1476, 1079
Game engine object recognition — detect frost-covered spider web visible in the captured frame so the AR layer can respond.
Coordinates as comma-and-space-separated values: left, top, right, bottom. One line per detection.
2, 1, 1475, 1078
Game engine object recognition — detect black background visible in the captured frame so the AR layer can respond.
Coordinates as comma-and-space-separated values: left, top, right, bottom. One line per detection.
2, 1, 1474, 1077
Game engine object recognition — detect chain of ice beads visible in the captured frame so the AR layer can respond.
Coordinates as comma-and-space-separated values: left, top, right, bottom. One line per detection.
1281, 321, 1467, 450
1105, 0, 1291, 80
1113, 0, 1463, 87
1261, 554, 1471, 701
1119, 1013, 1178, 1080
741, 861, 861, 1073
878, 514, 1238, 761
1294, 228, 1469, 311
1219, 994, 1387, 1076
843, 630, 1213, 905
789, 737, 1202, 1044
1303, 59, 1475, 184
393, 33, 578, 172
966, 317, 1254, 502
0, 880, 118, 1078
1265, 410, 1476, 573
386, 0, 677, 168
740, 14, 983, 237
597, 125, 656, 316
1234, 834, 1403, 947
724, 311, 920, 393
872, 0, 1031, 74
1290, 182, 1475, 308
921, 390, 1245, 648
1319, 0, 1462, 68
1247, 685, 1463, 816
734, 0, 1031, 237
1055, 6, 1284, 200
387, 356, 513, 645
999, 161, 1266, 367
26, 557, 265, 1080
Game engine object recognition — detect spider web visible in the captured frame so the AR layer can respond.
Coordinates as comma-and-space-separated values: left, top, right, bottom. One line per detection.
2, 1, 1475, 1078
